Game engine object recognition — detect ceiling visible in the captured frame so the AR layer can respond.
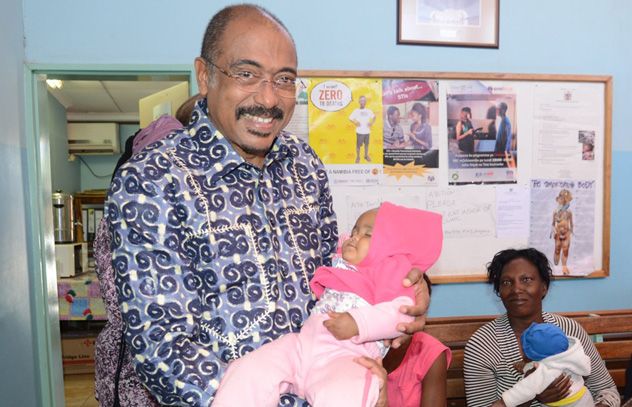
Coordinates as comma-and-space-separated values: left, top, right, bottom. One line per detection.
47, 78, 189, 122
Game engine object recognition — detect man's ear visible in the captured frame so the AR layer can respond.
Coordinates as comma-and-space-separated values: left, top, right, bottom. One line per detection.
194, 57, 209, 97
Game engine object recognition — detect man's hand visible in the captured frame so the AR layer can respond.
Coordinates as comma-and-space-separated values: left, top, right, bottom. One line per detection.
535, 374, 571, 403
354, 357, 388, 407
390, 268, 430, 348
323, 311, 359, 340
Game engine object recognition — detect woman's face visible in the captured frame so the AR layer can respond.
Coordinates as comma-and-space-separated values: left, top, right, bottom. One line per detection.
498, 258, 547, 320
410, 110, 421, 123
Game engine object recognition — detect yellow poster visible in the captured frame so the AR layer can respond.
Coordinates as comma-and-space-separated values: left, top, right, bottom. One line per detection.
308, 78, 383, 165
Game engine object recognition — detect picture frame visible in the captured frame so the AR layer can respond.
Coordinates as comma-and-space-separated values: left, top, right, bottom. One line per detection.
397, 0, 499, 48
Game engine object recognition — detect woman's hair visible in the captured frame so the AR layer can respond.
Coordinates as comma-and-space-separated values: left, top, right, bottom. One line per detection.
486, 105, 497, 119
175, 94, 203, 126
487, 248, 552, 295
387, 105, 400, 117
411, 102, 427, 122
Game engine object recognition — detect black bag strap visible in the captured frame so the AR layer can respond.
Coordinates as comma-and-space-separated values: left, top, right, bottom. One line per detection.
112, 330, 126, 407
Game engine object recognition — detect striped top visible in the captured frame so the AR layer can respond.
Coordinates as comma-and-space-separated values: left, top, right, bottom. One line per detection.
464, 312, 620, 407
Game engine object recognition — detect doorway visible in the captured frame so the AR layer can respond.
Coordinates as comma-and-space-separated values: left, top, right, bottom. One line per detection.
24, 66, 194, 407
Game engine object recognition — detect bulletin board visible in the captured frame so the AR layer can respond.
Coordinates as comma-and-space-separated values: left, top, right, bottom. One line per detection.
287, 71, 612, 283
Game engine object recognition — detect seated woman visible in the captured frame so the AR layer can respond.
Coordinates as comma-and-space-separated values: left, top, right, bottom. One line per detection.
463, 248, 620, 407
382, 273, 452, 406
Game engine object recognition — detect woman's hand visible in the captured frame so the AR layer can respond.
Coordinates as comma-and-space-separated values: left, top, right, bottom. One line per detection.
354, 356, 388, 407
535, 374, 571, 403
390, 268, 429, 348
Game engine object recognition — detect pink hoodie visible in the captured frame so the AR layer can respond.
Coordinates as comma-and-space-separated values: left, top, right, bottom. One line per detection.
310, 202, 443, 305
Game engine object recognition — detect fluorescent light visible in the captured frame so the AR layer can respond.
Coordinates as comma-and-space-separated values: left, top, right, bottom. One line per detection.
46, 79, 63, 89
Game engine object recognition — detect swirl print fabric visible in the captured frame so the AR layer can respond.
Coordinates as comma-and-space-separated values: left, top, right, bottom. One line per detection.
107, 98, 337, 406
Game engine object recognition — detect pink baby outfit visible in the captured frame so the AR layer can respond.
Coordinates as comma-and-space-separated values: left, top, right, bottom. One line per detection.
213, 203, 443, 407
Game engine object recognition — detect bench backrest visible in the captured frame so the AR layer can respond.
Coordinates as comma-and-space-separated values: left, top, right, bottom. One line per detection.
424, 309, 632, 406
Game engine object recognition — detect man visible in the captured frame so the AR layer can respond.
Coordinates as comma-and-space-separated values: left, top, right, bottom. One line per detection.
107, 5, 425, 406
494, 102, 513, 153
349, 95, 376, 163
383, 106, 406, 149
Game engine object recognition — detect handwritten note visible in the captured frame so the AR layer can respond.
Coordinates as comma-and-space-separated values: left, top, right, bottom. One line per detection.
425, 187, 495, 239
344, 195, 383, 233
343, 192, 425, 234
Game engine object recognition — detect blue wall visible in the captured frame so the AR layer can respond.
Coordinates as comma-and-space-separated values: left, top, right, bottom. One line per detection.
21, 0, 632, 318
0, 0, 40, 404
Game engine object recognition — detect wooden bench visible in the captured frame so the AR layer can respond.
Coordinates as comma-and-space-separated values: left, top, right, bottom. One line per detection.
422, 309, 632, 407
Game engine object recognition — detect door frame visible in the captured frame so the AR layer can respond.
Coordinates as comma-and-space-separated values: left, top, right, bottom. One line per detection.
23, 64, 194, 406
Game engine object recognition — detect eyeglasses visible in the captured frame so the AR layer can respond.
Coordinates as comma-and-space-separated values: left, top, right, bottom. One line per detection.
205, 59, 297, 99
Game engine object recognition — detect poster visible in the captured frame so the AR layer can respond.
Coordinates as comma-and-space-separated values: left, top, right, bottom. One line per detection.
529, 179, 596, 276
381, 79, 439, 186
308, 78, 382, 185
283, 78, 310, 142
531, 83, 602, 180
446, 80, 518, 185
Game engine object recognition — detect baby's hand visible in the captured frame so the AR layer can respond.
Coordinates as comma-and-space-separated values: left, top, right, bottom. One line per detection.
323, 311, 359, 340
513, 360, 526, 373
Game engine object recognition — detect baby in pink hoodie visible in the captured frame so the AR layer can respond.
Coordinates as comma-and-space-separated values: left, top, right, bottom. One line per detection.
213, 202, 443, 407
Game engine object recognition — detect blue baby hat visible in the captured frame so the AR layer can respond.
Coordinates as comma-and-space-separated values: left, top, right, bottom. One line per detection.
521, 323, 569, 361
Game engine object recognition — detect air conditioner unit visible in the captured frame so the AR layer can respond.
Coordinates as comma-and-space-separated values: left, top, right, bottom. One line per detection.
67, 122, 120, 155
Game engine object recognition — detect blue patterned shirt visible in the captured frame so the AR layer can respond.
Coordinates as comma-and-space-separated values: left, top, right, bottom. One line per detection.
107, 99, 337, 406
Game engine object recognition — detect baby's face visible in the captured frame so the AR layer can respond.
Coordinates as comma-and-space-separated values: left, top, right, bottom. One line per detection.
342, 209, 378, 265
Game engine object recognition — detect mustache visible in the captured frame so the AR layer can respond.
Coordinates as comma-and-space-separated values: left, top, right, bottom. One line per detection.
236, 105, 284, 121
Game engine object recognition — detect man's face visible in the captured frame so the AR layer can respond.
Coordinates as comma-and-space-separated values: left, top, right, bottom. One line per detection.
359, 96, 366, 109
194, 14, 297, 166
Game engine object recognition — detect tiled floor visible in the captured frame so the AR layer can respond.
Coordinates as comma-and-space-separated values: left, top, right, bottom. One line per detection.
64, 373, 98, 407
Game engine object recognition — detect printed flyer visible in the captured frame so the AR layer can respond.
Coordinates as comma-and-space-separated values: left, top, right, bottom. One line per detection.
446, 80, 518, 185
381, 79, 439, 186
308, 78, 382, 186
